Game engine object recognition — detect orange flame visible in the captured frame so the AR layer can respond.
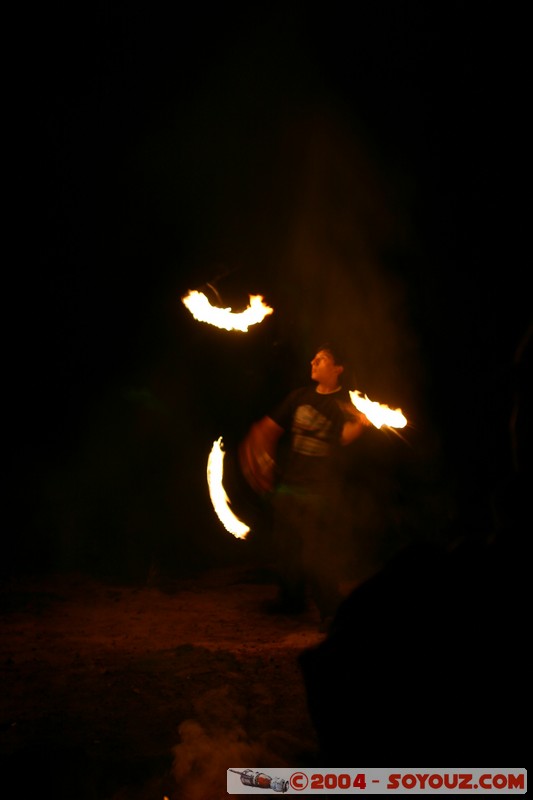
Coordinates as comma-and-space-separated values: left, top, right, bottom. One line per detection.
349, 389, 407, 429
182, 290, 273, 332
207, 437, 250, 539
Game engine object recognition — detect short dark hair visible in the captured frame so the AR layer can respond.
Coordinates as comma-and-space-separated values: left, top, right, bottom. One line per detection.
316, 341, 346, 366
316, 341, 355, 387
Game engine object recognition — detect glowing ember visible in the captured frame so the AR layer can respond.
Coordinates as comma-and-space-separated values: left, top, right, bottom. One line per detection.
207, 437, 250, 539
349, 389, 407, 429
182, 290, 273, 331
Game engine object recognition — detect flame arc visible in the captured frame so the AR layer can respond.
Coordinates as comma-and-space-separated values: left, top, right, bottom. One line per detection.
207, 437, 250, 539
182, 290, 273, 332
349, 389, 407, 429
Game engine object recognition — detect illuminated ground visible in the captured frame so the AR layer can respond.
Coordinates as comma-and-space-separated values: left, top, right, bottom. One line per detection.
0, 562, 325, 799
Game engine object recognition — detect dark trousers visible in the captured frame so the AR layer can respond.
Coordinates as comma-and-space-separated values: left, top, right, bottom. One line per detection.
271, 486, 348, 618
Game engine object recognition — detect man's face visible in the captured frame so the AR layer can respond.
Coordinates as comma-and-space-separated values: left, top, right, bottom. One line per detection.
310, 350, 342, 385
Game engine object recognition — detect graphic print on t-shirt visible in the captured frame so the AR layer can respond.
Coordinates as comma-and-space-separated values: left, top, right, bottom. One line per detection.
292, 404, 333, 456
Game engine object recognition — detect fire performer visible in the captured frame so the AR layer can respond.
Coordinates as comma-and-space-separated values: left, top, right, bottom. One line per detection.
239, 342, 371, 630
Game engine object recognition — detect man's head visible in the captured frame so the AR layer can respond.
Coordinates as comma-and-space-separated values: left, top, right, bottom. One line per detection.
317, 342, 346, 368
311, 343, 345, 390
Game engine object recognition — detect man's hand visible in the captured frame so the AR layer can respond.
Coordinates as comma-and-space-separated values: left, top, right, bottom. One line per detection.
238, 417, 283, 494
341, 411, 371, 445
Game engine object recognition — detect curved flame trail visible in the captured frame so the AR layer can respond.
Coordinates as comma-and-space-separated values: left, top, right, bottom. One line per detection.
349, 389, 407, 429
207, 437, 250, 539
182, 290, 273, 332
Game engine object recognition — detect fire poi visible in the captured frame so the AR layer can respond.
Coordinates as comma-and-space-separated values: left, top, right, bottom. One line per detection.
207, 437, 250, 539
349, 389, 407, 429
182, 290, 273, 332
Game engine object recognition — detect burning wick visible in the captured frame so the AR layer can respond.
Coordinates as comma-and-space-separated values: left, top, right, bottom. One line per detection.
207, 437, 250, 539
349, 389, 407, 429
182, 290, 273, 331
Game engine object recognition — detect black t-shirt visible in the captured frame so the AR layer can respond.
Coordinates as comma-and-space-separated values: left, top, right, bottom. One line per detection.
269, 385, 353, 490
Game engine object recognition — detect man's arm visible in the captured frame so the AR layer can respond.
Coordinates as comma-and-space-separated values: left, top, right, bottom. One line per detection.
239, 416, 284, 494
340, 405, 372, 446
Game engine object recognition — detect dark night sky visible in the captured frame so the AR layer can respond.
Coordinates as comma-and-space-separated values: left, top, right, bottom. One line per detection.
9, 4, 529, 578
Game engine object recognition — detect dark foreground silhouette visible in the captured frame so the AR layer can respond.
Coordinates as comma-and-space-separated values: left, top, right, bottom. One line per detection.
299, 476, 528, 766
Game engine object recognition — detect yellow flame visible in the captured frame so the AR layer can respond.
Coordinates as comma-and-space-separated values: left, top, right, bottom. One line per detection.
207, 437, 250, 539
349, 389, 407, 429
182, 290, 273, 331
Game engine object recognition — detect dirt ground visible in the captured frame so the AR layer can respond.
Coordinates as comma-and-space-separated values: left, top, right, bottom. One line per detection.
0, 561, 328, 800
